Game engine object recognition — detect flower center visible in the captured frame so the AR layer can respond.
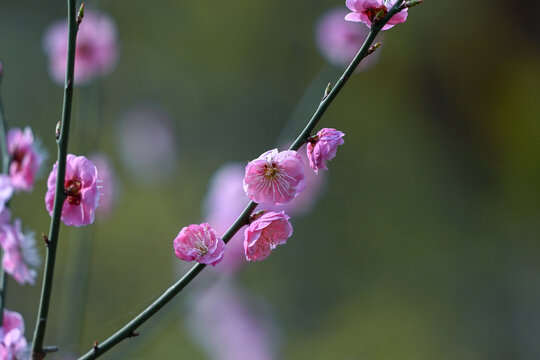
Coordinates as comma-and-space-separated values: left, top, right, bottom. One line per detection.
264, 162, 279, 178
65, 178, 82, 205
365, 5, 388, 22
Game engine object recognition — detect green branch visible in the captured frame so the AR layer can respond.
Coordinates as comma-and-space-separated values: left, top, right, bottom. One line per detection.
30, 1, 82, 358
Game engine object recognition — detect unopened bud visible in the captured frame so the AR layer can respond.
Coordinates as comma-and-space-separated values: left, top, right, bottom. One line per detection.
77, 3, 85, 25
368, 42, 382, 55
55, 121, 61, 140
400, 0, 423, 10
323, 82, 332, 100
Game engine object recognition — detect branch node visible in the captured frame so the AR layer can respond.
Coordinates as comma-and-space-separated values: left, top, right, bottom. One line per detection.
128, 331, 139, 338
42, 233, 50, 247
368, 42, 383, 55
322, 83, 332, 100
93, 340, 99, 351
55, 121, 61, 140
400, 0, 423, 10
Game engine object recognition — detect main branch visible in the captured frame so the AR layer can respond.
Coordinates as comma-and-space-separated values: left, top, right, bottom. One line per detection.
30, 1, 82, 358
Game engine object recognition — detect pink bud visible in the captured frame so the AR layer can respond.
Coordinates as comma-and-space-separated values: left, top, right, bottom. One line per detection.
306, 128, 345, 174
345, 0, 408, 30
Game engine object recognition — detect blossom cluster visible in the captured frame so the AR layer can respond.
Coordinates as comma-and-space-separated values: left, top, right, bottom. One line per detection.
0, 127, 44, 286
173, 128, 345, 265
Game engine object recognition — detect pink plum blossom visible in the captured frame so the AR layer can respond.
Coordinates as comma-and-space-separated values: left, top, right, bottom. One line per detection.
0, 310, 28, 360
174, 223, 225, 266
243, 149, 305, 206
316, 7, 382, 69
307, 128, 345, 174
45, 154, 100, 227
187, 280, 280, 360
7, 127, 45, 192
204, 159, 325, 273
244, 211, 293, 262
89, 154, 119, 220
0, 176, 13, 213
0, 219, 40, 285
43, 9, 119, 85
345, 0, 408, 30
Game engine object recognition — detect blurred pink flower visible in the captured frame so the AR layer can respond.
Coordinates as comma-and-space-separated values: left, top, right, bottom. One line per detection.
316, 7, 382, 69
243, 149, 305, 206
0, 176, 13, 213
45, 154, 100, 227
203, 163, 249, 273
345, 0, 408, 30
307, 128, 345, 174
0, 310, 28, 360
0, 219, 40, 285
89, 154, 119, 220
174, 223, 225, 266
187, 280, 279, 360
116, 105, 178, 184
244, 211, 292, 262
43, 9, 119, 85
7, 127, 45, 192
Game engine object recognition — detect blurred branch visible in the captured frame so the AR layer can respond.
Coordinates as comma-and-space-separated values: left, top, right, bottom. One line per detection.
0, 61, 11, 325
30, 0, 82, 358
77, 1, 410, 359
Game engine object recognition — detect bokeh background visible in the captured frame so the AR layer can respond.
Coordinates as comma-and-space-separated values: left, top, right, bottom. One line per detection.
1, 0, 540, 359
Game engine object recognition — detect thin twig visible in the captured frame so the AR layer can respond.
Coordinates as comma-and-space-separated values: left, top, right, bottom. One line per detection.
0, 61, 11, 325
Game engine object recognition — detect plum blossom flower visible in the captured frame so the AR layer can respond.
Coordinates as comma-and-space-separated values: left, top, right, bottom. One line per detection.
345, 0, 408, 30
174, 223, 225, 266
45, 154, 100, 227
187, 280, 280, 360
244, 211, 293, 262
0, 310, 28, 360
307, 128, 345, 174
89, 154, 119, 220
0, 219, 40, 285
316, 7, 382, 70
43, 9, 119, 85
7, 127, 45, 192
243, 149, 305, 206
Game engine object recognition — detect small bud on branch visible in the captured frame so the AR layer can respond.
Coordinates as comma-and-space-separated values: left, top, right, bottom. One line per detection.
322, 83, 332, 100
400, 0, 423, 11
55, 121, 61, 140
76, 3, 85, 25
368, 42, 383, 55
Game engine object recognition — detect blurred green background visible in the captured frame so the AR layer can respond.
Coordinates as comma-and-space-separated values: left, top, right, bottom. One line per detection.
1, 0, 540, 359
